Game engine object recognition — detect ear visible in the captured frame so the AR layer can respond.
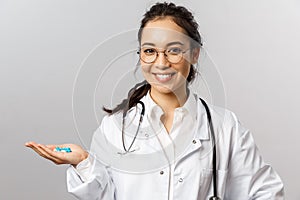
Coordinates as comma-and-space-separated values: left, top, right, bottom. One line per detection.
191, 48, 200, 65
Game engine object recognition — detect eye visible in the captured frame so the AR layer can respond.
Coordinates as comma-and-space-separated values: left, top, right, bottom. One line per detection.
168, 47, 183, 55
143, 48, 156, 55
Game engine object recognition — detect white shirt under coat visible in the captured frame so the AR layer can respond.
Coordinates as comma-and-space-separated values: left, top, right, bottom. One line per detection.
66, 92, 284, 200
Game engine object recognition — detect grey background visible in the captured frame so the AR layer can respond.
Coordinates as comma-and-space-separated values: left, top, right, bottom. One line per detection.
1, 0, 299, 199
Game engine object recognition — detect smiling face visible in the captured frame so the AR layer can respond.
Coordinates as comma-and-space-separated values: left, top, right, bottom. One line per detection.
140, 17, 199, 99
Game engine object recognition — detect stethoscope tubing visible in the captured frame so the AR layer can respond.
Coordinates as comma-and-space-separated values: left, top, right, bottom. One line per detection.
120, 98, 220, 199
199, 98, 220, 200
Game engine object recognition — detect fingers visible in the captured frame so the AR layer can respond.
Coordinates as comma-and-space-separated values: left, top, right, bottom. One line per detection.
25, 142, 66, 165
38, 144, 67, 164
45, 144, 56, 150
26, 142, 46, 158
25, 141, 37, 147
25, 142, 46, 158
25, 141, 87, 166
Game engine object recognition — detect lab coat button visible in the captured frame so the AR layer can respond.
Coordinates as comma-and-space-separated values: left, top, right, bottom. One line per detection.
178, 178, 183, 182
192, 140, 197, 144
160, 171, 164, 175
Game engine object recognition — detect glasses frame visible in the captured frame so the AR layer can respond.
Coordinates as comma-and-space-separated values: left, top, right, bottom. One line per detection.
137, 47, 191, 64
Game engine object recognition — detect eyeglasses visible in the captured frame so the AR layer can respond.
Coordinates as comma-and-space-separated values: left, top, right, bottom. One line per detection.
137, 47, 190, 64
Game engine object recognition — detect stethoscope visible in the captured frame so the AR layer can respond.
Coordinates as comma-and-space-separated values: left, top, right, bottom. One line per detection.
120, 98, 221, 200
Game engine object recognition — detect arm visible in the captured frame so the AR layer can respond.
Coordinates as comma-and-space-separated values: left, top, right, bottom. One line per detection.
66, 117, 116, 200
25, 116, 116, 199
225, 114, 284, 200
66, 153, 115, 200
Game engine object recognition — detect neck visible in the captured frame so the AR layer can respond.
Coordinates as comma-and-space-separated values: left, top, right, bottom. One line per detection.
150, 87, 188, 113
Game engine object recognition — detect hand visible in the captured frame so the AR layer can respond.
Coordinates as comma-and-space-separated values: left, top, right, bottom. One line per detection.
25, 141, 89, 167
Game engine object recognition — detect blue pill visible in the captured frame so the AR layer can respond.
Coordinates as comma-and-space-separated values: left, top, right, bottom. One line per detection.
54, 147, 72, 153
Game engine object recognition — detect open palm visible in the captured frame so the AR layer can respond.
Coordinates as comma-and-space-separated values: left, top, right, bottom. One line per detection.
25, 142, 88, 167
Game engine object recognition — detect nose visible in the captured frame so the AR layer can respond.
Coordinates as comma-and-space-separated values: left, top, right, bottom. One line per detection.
155, 52, 170, 69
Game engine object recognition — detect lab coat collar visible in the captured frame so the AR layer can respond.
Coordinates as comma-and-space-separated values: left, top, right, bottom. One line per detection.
143, 90, 197, 121
194, 95, 210, 141
141, 90, 210, 141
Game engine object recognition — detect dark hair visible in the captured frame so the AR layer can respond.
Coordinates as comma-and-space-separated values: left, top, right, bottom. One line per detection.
103, 2, 202, 115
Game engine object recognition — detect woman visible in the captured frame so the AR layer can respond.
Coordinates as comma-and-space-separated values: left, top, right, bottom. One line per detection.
25, 2, 284, 199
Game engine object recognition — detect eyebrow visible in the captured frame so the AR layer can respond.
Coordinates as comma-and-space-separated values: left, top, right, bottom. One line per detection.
141, 41, 184, 47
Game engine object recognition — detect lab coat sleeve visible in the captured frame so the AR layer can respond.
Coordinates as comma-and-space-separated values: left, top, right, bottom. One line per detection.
66, 117, 116, 200
66, 155, 115, 200
224, 112, 284, 200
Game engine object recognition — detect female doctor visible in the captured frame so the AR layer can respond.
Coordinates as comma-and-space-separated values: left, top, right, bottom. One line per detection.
25, 2, 284, 200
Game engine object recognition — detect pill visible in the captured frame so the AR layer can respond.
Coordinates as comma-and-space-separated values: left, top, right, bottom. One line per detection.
54, 147, 72, 153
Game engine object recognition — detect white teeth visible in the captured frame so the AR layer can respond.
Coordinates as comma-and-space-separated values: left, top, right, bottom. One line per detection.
156, 74, 172, 79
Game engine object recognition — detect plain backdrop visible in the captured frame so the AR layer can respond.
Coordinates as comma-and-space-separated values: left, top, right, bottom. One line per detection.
1, 0, 299, 199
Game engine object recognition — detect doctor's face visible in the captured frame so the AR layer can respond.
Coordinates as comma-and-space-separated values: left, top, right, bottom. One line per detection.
139, 17, 199, 97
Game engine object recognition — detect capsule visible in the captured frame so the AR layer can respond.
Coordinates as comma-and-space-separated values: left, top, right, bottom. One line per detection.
54, 147, 72, 153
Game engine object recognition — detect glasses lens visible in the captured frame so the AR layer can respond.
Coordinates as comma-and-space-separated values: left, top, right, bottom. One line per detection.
139, 47, 184, 64
166, 47, 183, 63
140, 47, 156, 63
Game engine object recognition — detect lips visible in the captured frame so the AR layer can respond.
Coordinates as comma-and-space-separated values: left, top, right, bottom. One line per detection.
153, 73, 176, 83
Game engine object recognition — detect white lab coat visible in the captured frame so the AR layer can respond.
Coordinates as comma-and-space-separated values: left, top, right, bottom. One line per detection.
66, 92, 284, 200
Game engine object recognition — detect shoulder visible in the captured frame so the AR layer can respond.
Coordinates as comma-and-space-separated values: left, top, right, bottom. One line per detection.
196, 97, 239, 128
99, 112, 123, 132
91, 113, 124, 151
195, 97, 250, 143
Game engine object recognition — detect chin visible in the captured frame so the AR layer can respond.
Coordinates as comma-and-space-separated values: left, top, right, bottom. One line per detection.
150, 83, 186, 96
154, 86, 174, 94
